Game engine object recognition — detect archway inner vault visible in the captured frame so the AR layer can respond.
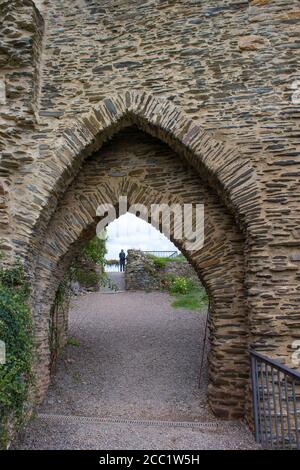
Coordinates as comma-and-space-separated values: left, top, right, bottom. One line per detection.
32, 126, 249, 420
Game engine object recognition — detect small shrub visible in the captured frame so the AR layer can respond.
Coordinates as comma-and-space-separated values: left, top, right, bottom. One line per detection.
162, 273, 208, 311
169, 276, 195, 295
0, 260, 30, 299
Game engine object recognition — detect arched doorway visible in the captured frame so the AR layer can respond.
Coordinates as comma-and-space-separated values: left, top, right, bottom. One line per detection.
31, 126, 249, 419
10, 93, 263, 423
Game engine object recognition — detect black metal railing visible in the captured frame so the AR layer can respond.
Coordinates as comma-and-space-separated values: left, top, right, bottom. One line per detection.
143, 250, 178, 258
250, 351, 300, 449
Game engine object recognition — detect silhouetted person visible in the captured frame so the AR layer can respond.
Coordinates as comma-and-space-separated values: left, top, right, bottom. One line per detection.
119, 249, 126, 272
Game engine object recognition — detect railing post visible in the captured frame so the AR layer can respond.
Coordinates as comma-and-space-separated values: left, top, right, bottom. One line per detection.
251, 353, 260, 444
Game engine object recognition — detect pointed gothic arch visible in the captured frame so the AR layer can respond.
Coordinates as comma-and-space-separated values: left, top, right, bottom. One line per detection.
13, 91, 264, 270
9, 92, 267, 424
28, 124, 251, 420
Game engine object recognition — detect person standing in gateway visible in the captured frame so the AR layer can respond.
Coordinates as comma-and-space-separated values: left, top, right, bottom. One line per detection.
119, 249, 126, 272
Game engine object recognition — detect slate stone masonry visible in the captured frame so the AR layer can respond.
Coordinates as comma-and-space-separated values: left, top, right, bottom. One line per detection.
125, 249, 200, 291
0, 0, 299, 432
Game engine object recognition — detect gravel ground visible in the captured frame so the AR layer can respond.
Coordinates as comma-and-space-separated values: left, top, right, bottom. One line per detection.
16, 291, 258, 450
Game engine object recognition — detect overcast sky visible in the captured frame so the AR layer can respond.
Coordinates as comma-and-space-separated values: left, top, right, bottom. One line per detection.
106, 212, 178, 259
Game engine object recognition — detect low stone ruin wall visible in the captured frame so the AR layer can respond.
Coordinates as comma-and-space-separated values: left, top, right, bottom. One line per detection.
71, 255, 101, 294
125, 249, 199, 291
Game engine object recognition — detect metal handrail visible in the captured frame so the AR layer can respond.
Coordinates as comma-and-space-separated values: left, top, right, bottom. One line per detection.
251, 351, 300, 380
250, 350, 300, 450
143, 250, 178, 258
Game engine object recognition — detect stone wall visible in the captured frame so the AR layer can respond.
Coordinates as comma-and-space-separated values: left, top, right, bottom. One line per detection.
125, 250, 160, 291
0, 0, 299, 432
2, 0, 300, 266
163, 259, 201, 285
125, 249, 200, 291
0, 0, 44, 259
72, 254, 100, 292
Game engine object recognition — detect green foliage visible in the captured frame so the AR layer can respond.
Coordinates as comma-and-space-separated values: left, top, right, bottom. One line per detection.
74, 269, 99, 288
163, 274, 208, 311
49, 273, 73, 370
151, 256, 167, 268
0, 260, 30, 300
67, 337, 80, 347
54, 275, 72, 307
149, 254, 185, 269
0, 261, 33, 448
169, 276, 195, 295
69, 235, 108, 288
82, 234, 107, 265
72, 372, 81, 383
171, 287, 209, 310
50, 234, 109, 369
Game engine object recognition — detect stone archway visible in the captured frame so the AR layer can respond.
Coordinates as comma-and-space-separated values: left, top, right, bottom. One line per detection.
29, 125, 251, 421
8, 92, 267, 424
1, 0, 298, 449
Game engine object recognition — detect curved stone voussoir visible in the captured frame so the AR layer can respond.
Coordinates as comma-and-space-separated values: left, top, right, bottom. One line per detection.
13, 92, 263, 268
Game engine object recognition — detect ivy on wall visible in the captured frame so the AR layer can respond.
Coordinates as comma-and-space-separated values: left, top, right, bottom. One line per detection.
0, 260, 33, 449
72, 234, 108, 288
82, 234, 107, 266
49, 267, 73, 372
49, 234, 109, 369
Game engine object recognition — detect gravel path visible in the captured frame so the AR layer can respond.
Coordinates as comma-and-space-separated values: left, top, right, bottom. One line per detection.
16, 291, 258, 450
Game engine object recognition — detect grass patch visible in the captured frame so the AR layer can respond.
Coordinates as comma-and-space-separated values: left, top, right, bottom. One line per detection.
149, 255, 186, 269
165, 275, 208, 311
72, 372, 81, 383
67, 337, 80, 347
171, 286, 208, 310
